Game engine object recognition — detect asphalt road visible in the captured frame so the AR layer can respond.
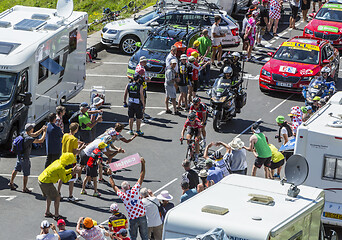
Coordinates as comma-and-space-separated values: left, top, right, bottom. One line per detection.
0, 5, 341, 239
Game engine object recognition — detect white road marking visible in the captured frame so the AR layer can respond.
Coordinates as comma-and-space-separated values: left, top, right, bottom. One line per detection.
102, 62, 128, 65
0, 173, 38, 178
110, 105, 165, 109
0, 195, 17, 201
243, 74, 260, 80
270, 39, 276, 43
86, 74, 127, 78
269, 94, 294, 113
235, 118, 262, 139
157, 106, 173, 116
153, 178, 178, 194
279, 31, 288, 37
101, 121, 129, 125
83, 89, 165, 95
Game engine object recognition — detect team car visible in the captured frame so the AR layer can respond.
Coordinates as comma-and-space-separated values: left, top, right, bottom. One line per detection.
259, 36, 339, 93
127, 25, 201, 83
304, 0, 342, 50
101, 1, 240, 55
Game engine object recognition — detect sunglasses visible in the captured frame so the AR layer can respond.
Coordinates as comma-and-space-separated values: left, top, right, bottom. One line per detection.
189, 119, 195, 121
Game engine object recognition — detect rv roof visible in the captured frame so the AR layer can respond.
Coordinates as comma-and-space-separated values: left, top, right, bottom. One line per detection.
164, 174, 324, 239
302, 91, 342, 137
0, 5, 86, 59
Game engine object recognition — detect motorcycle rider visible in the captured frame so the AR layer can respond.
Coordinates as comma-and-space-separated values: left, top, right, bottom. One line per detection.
231, 52, 242, 80
316, 66, 336, 95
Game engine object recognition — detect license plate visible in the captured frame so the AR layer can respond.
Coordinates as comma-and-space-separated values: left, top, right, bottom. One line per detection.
323, 212, 342, 220
276, 82, 292, 87
146, 72, 157, 78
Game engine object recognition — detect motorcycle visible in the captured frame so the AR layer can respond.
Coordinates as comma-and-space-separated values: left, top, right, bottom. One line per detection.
302, 78, 335, 106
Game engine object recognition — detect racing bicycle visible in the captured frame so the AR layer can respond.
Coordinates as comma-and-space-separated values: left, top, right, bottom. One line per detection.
180, 137, 206, 168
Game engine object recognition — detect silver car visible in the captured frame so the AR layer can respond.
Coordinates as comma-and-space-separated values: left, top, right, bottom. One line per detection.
101, 9, 240, 55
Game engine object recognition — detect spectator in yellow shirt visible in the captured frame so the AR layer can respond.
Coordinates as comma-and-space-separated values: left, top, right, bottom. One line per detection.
268, 141, 285, 179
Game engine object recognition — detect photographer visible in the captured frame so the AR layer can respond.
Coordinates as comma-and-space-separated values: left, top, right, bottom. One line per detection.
76, 217, 111, 240
36, 220, 60, 240
275, 116, 294, 160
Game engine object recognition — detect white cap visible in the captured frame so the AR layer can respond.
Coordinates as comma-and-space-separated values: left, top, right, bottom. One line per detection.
41, 220, 50, 228
171, 59, 178, 64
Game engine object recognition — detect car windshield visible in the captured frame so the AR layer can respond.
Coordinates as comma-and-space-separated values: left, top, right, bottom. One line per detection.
273, 46, 320, 65
135, 11, 159, 24
315, 6, 342, 22
0, 72, 17, 101
143, 36, 177, 52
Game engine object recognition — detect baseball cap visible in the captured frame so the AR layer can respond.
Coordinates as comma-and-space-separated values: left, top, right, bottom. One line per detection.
80, 102, 89, 108
276, 115, 285, 124
57, 219, 66, 226
25, 123, 35, 132
191, 51, 199, 58
313, 96, 321, 101
139, 56, 147, 62
171, 59, 178, 64
301, 106, 307, 114
180, 54, 188, 60
83, 217, 94, 229
193, 40, 200, 47
93, 97, 104, 106
98, 142, 108, 149
110, 203, 119, 212
41, 220, 50, 228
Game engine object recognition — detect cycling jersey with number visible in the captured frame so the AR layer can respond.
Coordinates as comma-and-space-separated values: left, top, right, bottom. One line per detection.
190, 103, 207, 120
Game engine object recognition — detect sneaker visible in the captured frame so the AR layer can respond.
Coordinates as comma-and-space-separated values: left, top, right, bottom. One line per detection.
128, 130, 134, 135
144, 113, 151, 119
80, 190, 87, 195
136, 130, 144, 136
165, 109, 172, 114
85, 182, 93, 189
174, 111, 181, 115
67, 196, 79, 202
93, 192, 101, 197
75, 178, 82, 185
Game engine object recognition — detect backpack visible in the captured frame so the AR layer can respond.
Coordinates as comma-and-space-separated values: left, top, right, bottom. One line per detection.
69, 110, 81, 124
11, 134, 24, 155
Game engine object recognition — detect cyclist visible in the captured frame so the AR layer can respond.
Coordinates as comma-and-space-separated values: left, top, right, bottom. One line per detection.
180, 112, 203, 163
189, 97, 207, 146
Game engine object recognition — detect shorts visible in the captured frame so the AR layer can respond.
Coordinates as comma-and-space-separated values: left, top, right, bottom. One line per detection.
14, 156, 31, 176
187, 128, 200, 136
79, 129, 91, 144
128, 103, 143, 119
178, 85, 188, 93
301, 0, 311, 10
165, 85, 177, 99
270, 159, 285, 170
86, 165, 98, 177
191, 80, 199, 92
256, 26, 266, 36
212, 44, 222, 49
290, 5, 299, 18
254, 156, 271, 168
232, 168, 247, 175
39, 181, 59, 201
80, 150, 90, 166
283, 151, 294, 161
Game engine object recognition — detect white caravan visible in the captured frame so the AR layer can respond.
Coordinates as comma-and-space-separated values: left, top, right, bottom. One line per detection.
0, 3, 87, 146
163, 174, 325, 240
295, 91, 342, 230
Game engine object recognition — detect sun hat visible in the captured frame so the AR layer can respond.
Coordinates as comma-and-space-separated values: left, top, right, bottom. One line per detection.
276, 115, 285, 124
171, 59, 178, 64
93, 97, 104, 106
198, 169, 208, 178
180, 54, 188, 60
188, 56, 196, 62
83, 217, 94, 229
228, 138, 245, 150
57, 219, 66, 226
98, 142, 108, 149
25, 123, 35, 132
41, 220, 50, 228
191, 51, 199, 58
193, 40, 200, 47
110, 203, 119, 212
139, 56, 147, 62
157, 190, 174, 201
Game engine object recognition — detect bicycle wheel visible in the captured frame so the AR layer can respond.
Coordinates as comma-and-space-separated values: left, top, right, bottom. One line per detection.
185, 146, 192, 161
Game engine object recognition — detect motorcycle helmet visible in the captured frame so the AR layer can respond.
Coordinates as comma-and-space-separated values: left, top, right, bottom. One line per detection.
193, 97, 201, 104
321, 66, 331, 75
232, 52, 240, 62
214, 150, 223, 160
223, 66, 233, 78
188, 112, 197, 120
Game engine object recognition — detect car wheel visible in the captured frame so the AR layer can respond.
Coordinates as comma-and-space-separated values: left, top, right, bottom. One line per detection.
120, 35, 140, 55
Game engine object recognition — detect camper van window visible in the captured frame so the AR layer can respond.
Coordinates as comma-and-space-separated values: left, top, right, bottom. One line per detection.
323, 156, 342, 180
69, 29, 77, 54
38, 58, 48, 84
0, 72, 16, 101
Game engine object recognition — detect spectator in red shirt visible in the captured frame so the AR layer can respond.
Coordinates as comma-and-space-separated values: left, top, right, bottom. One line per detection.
109, 157, 148, 240
186, 40, 200, 57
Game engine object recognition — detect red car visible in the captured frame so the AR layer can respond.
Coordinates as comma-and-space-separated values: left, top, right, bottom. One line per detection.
304, 1, 342, 50
259, 36, 339, 93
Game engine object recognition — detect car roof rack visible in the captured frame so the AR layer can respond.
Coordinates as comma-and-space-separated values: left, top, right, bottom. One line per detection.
154, 0, 223, 14
149, 23, 202, 41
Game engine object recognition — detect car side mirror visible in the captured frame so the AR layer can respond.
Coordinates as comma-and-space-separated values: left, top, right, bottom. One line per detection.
267, 52, 274, 57
322, 59, 330, 64
19, 92, 32, 106
135, 42, 142, 47
150, 21, 159, 28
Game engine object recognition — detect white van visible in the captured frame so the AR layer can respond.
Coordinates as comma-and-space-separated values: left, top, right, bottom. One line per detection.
295, 91, 342, 230
0, 5, 87, 146
163, 174, 325, 240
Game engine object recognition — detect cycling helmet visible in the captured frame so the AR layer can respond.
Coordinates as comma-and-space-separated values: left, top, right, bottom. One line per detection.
98, 142, 108, 149
223, 66, 233, 76
110, 203, 119, 212
188, 112, 197, 120
321, 66, 331, 74
102, 135, 112, 143
133, 73, 141, 81
193, 97, 201, 104
214, 150, 223, 160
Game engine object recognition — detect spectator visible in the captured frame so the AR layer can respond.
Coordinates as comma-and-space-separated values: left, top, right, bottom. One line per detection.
165, 45, 178, 72
188, 55, 206, 99
244, 123, 272, 179
302, 105, 313, 122
98, 124, 137, 145
108, 203, 128, 234
55, 106, 66, 133
45, 113, 64, 168
57, 219, 77, 240
275, 115, 294, 160
268, 0, 282, 36
36, 220, 60, 240
227, 138, 248, 175
241, 11, 253, 51
135, 56, 151, 120
211, 15, 226, 67
203, 142, 231, 177
205, 159, 224, 183
197, 169, 214, 193
301, 0, 311, 22
9, 123, 47, 192
38, 153, 81, 220
245, 11, 258, 61
115, 228, 130, 240
58, 123, 85, 202
78, 102, 102, 144
140, 188, 163, 240
312, 0, 322, 15
177, 54, 191, 111
81, 142, 108, 197
267, 141, 285, 179
124, 73, 145, 136
181, 159, 199, 189
109, 157, 148, 240
90, 96, 104, 141
164, 59, 180, 115
180, 180, 197, 203
186, 40, 200, 57
197, 29, 212, 88
290, 0, 300, 29
256, 0, 269, 47
76, 217, 111, 240
156, 190, 174, 223
288, 106, 302, 135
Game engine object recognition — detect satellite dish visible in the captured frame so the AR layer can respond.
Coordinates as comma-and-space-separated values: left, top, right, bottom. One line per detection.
283, 154, 309, 197
56, 0, 74, 19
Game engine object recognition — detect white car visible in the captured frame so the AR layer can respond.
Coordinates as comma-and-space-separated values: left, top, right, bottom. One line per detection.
101, 9, 240, 55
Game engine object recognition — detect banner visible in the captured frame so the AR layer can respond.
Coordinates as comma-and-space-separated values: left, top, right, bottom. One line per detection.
109, 153, 141, 171
279, 138, 296, 152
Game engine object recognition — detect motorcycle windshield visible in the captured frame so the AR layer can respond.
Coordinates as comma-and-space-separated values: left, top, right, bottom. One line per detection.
308, 78, 324, 95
